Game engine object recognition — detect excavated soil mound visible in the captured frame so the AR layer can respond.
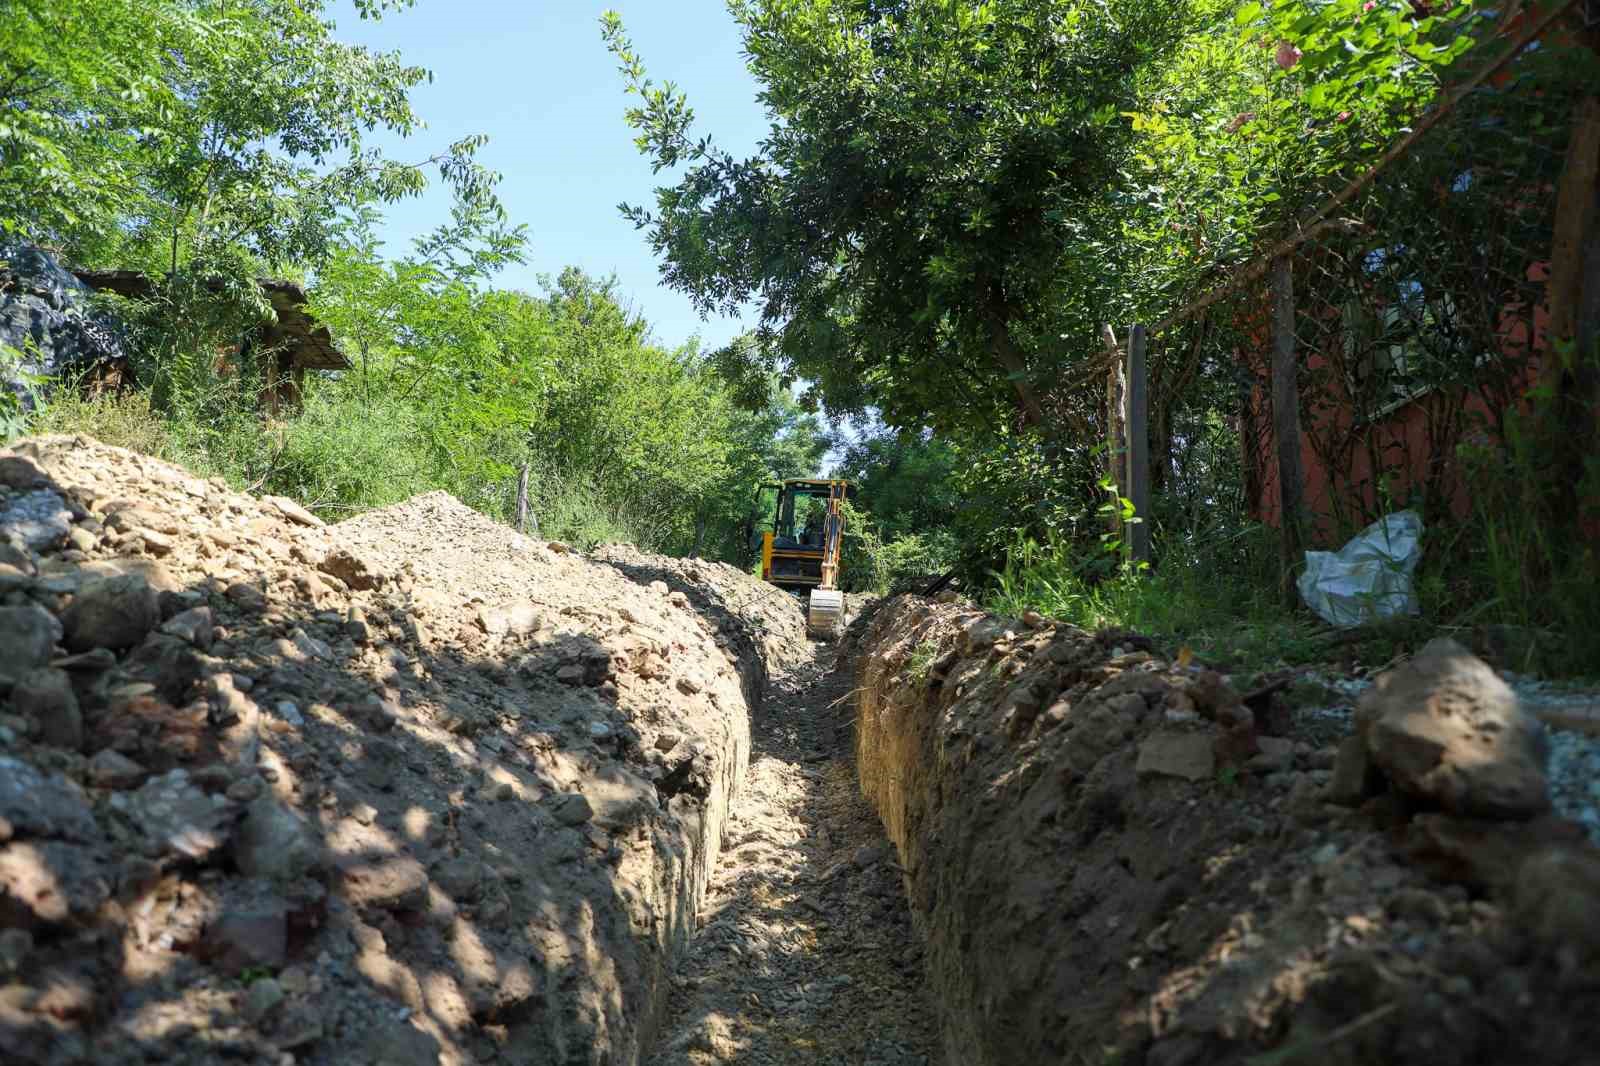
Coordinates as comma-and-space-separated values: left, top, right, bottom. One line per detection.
590, 546, 811, 683
856, 595, 1600, 1066
0, 435, 802, 1066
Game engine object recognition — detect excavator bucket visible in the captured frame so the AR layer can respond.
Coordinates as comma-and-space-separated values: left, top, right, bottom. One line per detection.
807, 588, 845, 638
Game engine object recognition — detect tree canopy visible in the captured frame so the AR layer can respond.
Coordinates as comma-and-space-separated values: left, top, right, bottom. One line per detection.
2, 0, 508, 277
604, 0, 1196, 433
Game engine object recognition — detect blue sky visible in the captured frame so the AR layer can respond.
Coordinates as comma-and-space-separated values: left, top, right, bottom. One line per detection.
333, 1, 768, 351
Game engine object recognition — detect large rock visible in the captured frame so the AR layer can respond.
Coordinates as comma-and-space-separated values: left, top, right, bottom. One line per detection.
476, 602, 542, 638
0, 489, 73, 551
234, 796, 324, 885
1136, 732, 1216, 782
264, 495, 323, 528
0, 605, 57, 688
1360, 638, 1549, 819
318, 547, 385, 591
115, 770, 234, 862
61, 572, 161, 652
0, 240, 127, 412
205, 902, 288, 974
338, 854, 430, 913
123, 633, 204, 703
0, 756, 98, 842
11, 668, 82, 750
1326, 734, 1383, 806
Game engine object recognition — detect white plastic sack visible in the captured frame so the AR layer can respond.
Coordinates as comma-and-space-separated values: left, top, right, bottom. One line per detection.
1297, 510, 1423, 628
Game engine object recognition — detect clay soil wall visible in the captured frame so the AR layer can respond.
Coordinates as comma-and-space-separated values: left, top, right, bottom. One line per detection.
854, 595, 1600, 1066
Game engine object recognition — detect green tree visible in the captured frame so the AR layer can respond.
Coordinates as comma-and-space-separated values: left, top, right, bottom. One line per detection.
4, 0, 512, 414
4, 0, 502, 267
695, 380, 830, 561
603, 0, 1195, 434
833, 427, 959, 542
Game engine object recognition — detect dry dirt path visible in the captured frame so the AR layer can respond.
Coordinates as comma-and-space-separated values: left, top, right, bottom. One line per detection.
647, 643, 938, 1066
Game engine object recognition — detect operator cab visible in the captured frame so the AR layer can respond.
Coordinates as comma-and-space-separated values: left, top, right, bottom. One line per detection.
755, 479, 853, 589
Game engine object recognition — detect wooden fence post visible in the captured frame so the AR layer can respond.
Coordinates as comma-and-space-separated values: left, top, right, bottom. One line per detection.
1101, 324, 1126, 540
515, 461, 537, 538
1270, 255, 1305, 605
1125, 324, 1151, 567
1542, 94, 1600, 517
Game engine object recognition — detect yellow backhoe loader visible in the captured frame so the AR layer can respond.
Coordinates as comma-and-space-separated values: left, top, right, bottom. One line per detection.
753, 478, 852, 637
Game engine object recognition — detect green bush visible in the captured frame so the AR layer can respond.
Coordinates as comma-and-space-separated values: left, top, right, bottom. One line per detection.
28, 388, 188, 463
264, 387, 439, 516
840, 501, 960, 595
986, 528, 1340, 672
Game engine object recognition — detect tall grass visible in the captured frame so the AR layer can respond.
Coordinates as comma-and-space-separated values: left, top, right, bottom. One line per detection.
986, 526, 1355, 672
839, 501, 960, 594
989, 480, 1600, 679
1426, 417, 1600, 676
24, 384, 686, 554
28, 389, 185, 461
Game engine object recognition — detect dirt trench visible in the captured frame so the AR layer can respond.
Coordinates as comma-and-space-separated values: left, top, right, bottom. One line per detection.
640, 643, 937, 1066
0, 436, 934, 1066
854, 594, 1600, 1066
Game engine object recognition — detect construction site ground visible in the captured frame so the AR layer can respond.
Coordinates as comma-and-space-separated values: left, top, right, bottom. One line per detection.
3, 435, 1599, 1066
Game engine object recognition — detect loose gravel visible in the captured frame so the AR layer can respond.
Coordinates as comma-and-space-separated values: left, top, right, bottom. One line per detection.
647, 648, 938, 1066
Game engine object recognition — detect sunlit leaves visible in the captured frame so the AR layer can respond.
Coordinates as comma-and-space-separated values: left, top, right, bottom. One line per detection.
2, 0, 507, 281
604, 0, 1196, 433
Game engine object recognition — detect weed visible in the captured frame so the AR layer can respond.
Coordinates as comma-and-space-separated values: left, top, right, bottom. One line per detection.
906, 640, 941, 683
0, 342, 46, 442
987, 529, 1338, 674
28, 387, 193, 463
840, 501, 959, 595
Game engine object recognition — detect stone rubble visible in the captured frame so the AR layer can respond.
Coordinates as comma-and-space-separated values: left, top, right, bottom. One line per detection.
0, 435, 810, 1066
8, 430, 1598, 1066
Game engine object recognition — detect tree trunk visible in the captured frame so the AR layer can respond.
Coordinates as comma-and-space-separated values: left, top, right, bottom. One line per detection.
1125, 325, 1151, 567
987, 315, 1044, 426
690, 513, 707, 559
515, 462, 538, 538
1541, 93, 1600, 525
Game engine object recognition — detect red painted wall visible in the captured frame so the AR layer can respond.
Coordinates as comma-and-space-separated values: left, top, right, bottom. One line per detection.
1243, 257, 1549, 545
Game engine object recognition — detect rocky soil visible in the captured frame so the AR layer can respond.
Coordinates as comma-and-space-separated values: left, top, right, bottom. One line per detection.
591, 554, 937, 1065
645, 650, 936, 1066
0, 435, 807, 1066
856, 595, 1600, 1066
9, 431, 1600, 1066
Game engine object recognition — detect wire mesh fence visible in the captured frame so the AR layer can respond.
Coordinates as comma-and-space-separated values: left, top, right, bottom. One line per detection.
1135, 0, 1599, 561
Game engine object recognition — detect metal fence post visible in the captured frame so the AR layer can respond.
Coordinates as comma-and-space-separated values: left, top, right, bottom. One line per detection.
1270, 255, 1305, 605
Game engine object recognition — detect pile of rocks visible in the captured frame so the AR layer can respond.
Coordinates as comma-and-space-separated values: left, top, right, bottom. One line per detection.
0, 435, 797, 1066
592, 544, 812, 683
